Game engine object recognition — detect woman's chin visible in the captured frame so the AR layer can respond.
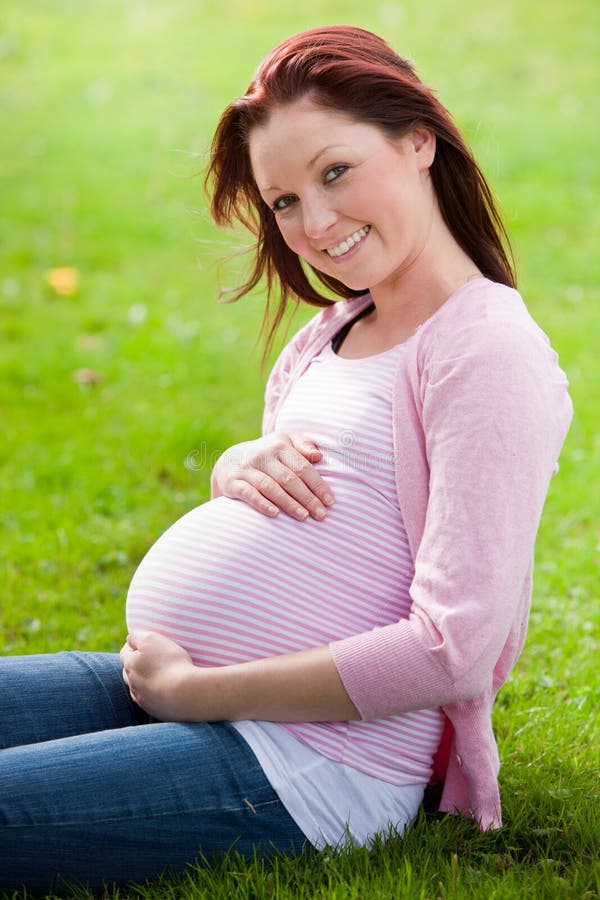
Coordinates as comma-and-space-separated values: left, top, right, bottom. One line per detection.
309, 263, 370, 294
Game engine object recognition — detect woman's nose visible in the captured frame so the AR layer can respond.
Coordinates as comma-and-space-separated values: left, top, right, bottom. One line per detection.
302, 198, 337, 241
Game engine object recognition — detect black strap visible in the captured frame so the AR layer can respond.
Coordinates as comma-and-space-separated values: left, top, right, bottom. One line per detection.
331, 302, 376, 354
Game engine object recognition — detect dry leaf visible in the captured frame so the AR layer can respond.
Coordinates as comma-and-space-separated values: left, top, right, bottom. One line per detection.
72, 368, 104, 385
76, 334, 104, 351
45, 266, 80, 296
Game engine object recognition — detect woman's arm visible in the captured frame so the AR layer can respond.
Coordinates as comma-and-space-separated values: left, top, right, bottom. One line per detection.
331, 315, 573, 720
120, 630, 359, 723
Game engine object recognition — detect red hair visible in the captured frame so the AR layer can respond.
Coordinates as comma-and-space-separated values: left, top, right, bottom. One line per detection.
206, 26, 516, 359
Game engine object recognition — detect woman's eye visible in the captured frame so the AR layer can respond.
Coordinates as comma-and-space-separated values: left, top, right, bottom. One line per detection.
272, 195, 297, 212
324, 165, 348, 183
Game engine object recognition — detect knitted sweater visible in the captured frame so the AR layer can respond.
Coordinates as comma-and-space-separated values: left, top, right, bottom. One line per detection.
261, 278, 573, 829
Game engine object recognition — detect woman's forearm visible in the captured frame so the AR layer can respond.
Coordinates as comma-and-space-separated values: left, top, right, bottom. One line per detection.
186, 645, 361, 723
121, 631, 360, 724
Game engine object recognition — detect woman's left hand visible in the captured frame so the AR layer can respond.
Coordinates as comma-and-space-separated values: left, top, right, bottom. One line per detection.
120, 631, 200, 721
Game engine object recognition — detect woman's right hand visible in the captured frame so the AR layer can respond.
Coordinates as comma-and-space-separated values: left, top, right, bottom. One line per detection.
210, 432, 335, 521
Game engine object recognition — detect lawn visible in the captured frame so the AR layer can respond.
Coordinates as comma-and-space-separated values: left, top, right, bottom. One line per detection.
1, 0, 598, 897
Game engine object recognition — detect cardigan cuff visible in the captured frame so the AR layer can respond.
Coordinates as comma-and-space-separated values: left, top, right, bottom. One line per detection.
329, 619, 455, 721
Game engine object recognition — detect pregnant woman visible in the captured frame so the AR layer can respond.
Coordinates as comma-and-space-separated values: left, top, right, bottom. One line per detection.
0, 26, 572, 892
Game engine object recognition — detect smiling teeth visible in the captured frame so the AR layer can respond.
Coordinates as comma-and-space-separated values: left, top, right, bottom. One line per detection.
326, 226, 371, 258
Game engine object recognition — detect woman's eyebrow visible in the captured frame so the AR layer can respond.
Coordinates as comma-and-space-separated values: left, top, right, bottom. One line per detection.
260, 144, 348, 193
308, 144, 346, 168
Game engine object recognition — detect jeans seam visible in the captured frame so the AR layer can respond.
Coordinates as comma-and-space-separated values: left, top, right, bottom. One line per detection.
2, 798, 287, 829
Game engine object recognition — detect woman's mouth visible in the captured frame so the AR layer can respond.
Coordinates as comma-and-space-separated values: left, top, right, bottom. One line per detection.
326, 225, 371, 258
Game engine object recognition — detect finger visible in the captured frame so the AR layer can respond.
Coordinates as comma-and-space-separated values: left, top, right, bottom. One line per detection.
126, 629, 152, 650
288, 434, 323, 462
262, 455, 334, 518
227, 479, 283, 518
284, 448, 335, 507
240, 465, 324, 521
119, 641, 132, 665
123, 632, 138, 651
236, 469, 311, 520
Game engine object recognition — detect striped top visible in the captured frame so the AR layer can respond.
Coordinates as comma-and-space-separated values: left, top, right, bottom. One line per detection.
125, 338, 444, 785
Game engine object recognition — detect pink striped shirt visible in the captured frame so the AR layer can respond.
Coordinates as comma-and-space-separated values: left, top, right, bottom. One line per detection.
126, 338, 444, 785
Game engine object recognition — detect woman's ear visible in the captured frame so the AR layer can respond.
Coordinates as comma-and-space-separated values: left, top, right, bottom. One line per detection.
410, 128, 436, 170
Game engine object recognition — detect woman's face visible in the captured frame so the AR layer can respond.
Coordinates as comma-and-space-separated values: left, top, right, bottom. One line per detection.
248, 97, 437, 294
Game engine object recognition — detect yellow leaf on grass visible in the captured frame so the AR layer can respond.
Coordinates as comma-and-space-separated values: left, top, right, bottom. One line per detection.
45, 267, 80, 296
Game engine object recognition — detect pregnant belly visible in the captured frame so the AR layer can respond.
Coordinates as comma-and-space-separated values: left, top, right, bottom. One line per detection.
126, 493, 412, 667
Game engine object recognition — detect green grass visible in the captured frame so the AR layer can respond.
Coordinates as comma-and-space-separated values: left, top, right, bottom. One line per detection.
1, 0, 598, 896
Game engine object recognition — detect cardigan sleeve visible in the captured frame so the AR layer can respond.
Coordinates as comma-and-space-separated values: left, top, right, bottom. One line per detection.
329, 317, 573, 719
261, 339, 301, 436
261, 314, 321, 435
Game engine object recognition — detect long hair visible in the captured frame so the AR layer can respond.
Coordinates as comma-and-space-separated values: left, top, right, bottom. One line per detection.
206, 26, 516, 360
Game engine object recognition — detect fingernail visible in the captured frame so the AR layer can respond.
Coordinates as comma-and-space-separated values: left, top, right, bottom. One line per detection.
323, 494, 335, 505
314, 505, 327, 518
297, 508, 309, 519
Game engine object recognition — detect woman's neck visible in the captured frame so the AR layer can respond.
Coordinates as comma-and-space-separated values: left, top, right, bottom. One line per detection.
367, 216, 482, 335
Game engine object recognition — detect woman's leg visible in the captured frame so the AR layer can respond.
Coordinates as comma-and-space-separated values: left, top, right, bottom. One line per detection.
0, 719, 310, 893
0, 651, 147, 749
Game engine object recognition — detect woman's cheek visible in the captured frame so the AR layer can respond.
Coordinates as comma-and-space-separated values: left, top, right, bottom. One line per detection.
277, 220, 300, 253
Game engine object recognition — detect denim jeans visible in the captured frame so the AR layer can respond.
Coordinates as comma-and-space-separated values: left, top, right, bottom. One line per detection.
0, 652, 312, 893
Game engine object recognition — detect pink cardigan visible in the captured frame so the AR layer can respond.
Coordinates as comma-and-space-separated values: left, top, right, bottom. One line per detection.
261, 279, 573, 829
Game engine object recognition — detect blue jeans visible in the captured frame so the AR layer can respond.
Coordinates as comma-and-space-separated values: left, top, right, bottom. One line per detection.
0, 652, 312, 893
